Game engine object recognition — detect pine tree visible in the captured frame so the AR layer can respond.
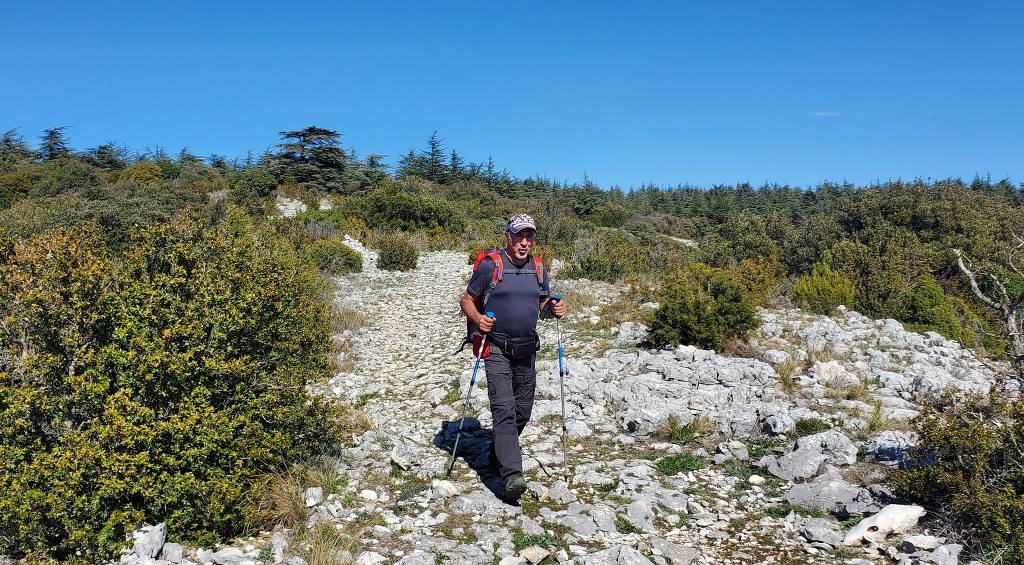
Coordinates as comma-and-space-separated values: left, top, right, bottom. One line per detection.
449, 149, 463, 181
424, 131, 447, 183
39, 127, 70, 161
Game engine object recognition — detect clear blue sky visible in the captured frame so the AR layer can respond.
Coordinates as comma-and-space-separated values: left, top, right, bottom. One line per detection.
3, 1, 1021, 189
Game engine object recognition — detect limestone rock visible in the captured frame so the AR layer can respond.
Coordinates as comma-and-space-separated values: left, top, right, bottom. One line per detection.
800, 517, 843, 547
844, 504, 926, 545
132, 523, 167, 559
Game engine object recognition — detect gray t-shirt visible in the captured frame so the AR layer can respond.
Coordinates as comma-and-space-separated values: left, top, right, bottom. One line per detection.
467, 250, 549, 339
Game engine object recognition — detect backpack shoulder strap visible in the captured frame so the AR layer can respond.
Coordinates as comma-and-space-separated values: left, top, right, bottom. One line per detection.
471, 250, 505, 283
532, 256, 544, 285
487, 251, 504, 282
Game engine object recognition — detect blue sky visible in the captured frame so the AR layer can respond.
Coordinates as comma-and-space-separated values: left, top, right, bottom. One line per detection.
3, 1, 1021, 188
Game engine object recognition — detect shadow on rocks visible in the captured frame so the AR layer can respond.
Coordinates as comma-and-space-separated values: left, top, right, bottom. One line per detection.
433, 418, 507, 501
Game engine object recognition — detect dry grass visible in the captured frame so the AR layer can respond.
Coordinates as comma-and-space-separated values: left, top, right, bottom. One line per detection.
301, 458, 349, 495
721, 338, 761, 360
825, 380, 868, 402
558, 287, 598, 311
775, 357, 798, 394
331, 303, 365, 335
839, 461, 886, 486
304, 521, 366, 565
330, 402, 371, 438
251, 471, 308, 530
331, 351, 357, 374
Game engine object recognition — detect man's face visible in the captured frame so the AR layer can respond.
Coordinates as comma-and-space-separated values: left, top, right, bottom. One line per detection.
505, 228, 535, 261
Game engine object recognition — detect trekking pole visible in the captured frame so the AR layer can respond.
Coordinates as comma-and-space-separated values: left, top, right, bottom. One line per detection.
552, 294, 570, 482
446, 311, 494, 478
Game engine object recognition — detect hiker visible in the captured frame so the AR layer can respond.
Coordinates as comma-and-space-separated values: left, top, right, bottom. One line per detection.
459, 213, 567, 501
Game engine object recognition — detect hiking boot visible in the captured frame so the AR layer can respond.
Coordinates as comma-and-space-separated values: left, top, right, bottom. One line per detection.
503, 472, 527, 501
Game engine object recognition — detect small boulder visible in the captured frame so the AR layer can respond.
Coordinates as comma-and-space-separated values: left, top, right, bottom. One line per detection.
304, 487, 324, 507
132, 523, 167, 559
800, 517, 843, 547
520, 545, 550, 564
843, 504, 926, 546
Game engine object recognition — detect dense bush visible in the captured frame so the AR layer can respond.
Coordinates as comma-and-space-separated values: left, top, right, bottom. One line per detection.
897, 275, 973, 343
891, 395, 1024, 560
376, 231, 419, 271
728, 257, 786, 307
793, 262, 855, 314
356, 181, 464, 232
562, 229, 693, 283
304, 238, 363, 275
646, 263, 760, 350
118, 159, 164, 186
0, 215, 343, 562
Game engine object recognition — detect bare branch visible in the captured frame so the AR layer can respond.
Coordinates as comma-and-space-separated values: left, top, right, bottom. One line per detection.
953, 249, 1000, 310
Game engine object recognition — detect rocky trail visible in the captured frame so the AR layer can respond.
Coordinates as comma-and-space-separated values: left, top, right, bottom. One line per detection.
121, 241, 1001, 565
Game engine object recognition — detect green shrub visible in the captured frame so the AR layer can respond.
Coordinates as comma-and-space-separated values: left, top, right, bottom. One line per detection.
729, 257, 786, 307
793, 262, 855, 314
376, 232, 419, 271
794, 417, 830, 437
646, 263, 760, 350
357, 181, 463, 232
119, 160, 164, 186
0, 214, 344, 562
891, 395, 1024, 559
656, 453, 706, 475
562, 229, 696, 283
305, 239, 363, 275
230, 167, 278, 213
897, 275, 972, 343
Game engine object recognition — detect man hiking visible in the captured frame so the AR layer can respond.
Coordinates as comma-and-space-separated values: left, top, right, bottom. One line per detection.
460, 213, 567, 501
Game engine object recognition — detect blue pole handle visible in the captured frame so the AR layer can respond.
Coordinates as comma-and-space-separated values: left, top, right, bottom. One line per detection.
552, 294, 562, 301
485, 311, 495, 318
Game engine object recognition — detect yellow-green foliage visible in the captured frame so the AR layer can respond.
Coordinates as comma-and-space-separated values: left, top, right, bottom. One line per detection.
891, 395, 1024, 559
0, 214, 343, 562
376, 232, 419, 271
562, 229, 694, 283
897, 275, 975, 344
305, 239, 363, 275
646, 263, 760, 350
728, 257, 786, 307
119, 160, 164, 186
793, 262, 855, 314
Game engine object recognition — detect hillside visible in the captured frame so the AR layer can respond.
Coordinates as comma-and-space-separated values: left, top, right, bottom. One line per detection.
1, 127, 1022, 564
108, 240, 1006, 564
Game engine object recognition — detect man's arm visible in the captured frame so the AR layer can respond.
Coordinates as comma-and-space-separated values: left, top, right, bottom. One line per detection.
461, 291, 495, 332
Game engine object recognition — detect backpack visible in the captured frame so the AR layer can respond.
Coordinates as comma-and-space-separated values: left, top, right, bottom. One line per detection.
459, 249, 544, 357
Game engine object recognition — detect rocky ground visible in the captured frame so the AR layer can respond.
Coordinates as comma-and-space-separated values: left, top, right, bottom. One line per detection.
119, 241, 1009, 565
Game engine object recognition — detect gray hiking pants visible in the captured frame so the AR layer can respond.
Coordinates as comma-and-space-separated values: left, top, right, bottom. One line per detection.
485, 343, 537, 480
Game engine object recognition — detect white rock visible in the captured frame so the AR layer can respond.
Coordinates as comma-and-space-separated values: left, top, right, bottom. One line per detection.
304, 487, 324, 507
843, 504, 926, 545
900, 534, 943, 551
132, 523, 167, 559
519, 545, 550, 564
359, 489, 379, 502
355, 551, 389, 565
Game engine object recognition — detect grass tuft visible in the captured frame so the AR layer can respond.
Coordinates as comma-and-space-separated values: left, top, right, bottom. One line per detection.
656, 453, 706, 475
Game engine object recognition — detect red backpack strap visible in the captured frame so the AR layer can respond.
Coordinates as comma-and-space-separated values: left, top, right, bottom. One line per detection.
532, 256, 544, 284
487, 251, 504, 283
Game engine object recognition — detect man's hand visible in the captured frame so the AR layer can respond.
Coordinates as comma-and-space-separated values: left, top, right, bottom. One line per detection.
552, 298, 567, 318
477, 312, 495, 332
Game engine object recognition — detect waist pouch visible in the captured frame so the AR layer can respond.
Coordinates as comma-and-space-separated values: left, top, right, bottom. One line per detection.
493, 332, 540, 359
